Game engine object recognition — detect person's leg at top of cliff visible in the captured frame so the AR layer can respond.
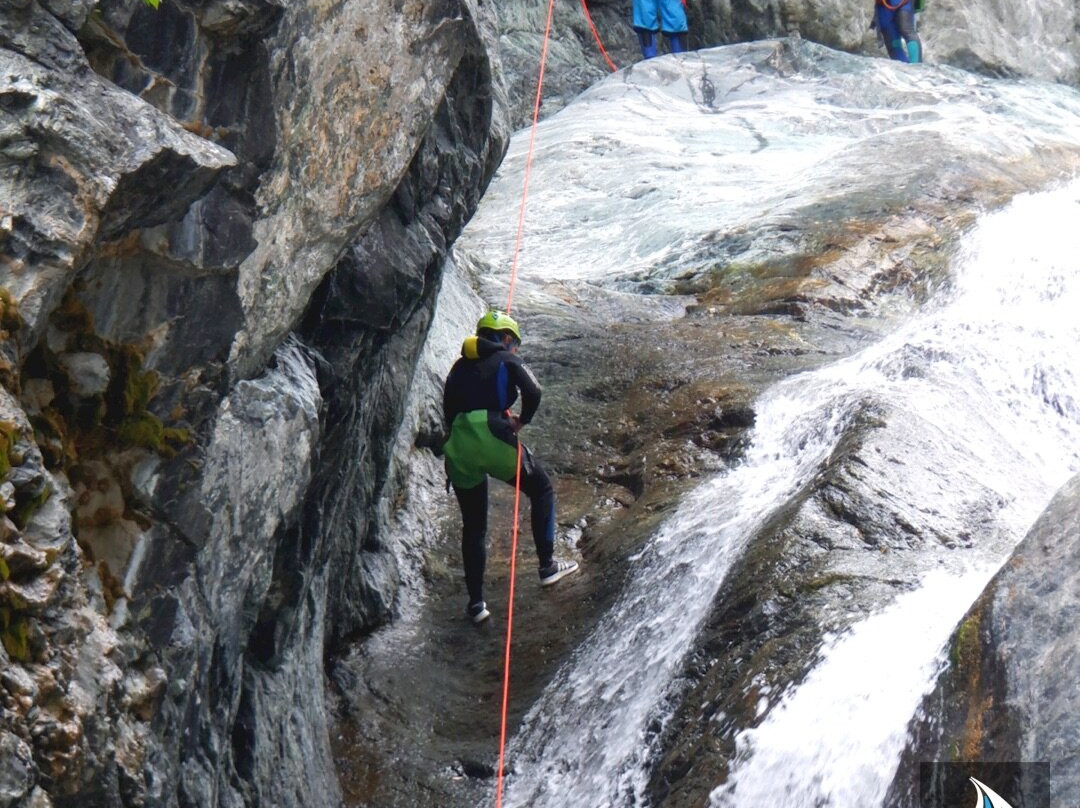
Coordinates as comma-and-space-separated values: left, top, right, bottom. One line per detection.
633, 0, 689, 59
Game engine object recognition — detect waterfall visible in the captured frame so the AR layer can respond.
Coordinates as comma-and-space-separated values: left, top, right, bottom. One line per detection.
496, 178, 1080, 807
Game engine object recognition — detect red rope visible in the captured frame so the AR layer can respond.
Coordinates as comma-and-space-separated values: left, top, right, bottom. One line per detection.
495, 442, 524, 808
580, 0, 617, 72
495, 0, 557, 804
506, 0, 557, 316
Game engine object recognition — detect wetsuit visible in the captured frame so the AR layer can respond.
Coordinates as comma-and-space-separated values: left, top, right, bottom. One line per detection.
875, 0, 921, 63
443, 337, 556, 606
633, 0, 688, 58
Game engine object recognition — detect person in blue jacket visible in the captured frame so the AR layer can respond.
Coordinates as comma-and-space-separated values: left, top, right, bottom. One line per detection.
633, 0, 689, 59
443, 310, 579, 624
873, 0, 922, 63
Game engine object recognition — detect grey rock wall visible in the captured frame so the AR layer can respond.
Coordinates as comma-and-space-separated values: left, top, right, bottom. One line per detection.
885, 472, 1080, 807
2, 0, 509, 805
4, 0, 1074, 801
0, 2, 234, 375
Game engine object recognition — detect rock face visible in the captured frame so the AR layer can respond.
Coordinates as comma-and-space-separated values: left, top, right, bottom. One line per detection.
3, 0, 1078, 801
921, 0, 1080, 83
885, 473, 1080, 807
0, 3, 235, 376
2, 0, 508, 805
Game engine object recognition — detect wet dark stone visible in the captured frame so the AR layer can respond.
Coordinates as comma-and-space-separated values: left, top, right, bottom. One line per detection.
459, 758, 496, 779
0, 88, 34, 110
709, 405, 755, 430
97, 151, 229, 240
121, 2, 200, 91
318, 214, 430, 332
77, 254, 243, 376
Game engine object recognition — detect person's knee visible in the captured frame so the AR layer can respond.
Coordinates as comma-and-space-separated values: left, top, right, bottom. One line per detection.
529, 460, 554, 495
455, 484, 487, 533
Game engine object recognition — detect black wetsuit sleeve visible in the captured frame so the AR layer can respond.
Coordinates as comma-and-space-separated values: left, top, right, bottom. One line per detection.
508, 358, 542, 425
443, 359, 464, 429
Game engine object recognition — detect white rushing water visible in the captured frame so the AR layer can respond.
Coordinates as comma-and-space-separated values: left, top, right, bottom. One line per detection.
496, 179, 1080, 807
708, 181, 1080, 808
708, 567, 994, 807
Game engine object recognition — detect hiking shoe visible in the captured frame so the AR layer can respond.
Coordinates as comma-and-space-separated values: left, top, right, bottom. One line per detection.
538, 559, 579, 587
466, 601, 490, 624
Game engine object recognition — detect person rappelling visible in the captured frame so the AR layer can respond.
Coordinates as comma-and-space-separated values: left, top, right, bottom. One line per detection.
442, 310, 579, 624
872, 0, 923, 63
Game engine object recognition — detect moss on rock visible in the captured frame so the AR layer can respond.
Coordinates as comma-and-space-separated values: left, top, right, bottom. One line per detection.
951, 610, 981, 674
0, 419, 16, 477
0, 286, 22, 333
0, 606, 31, 662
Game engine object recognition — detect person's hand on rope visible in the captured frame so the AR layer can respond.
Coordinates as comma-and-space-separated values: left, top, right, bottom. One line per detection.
508, 414, 524, 433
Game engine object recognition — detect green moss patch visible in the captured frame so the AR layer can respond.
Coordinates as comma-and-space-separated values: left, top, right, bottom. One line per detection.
0, 419, 16, 477
0, 606, 31, 662
21, 292, 192, 469
951, 611, 981, 674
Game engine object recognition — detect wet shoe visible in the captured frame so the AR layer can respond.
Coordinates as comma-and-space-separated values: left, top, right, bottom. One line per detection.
538, 559, 579, 587
466, 601, 490, 624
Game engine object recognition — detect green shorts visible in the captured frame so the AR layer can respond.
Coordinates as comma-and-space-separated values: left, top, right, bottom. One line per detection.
443, 410, 519, 489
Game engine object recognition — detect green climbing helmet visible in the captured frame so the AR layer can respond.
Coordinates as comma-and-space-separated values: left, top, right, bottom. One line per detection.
476, 309, 521, 343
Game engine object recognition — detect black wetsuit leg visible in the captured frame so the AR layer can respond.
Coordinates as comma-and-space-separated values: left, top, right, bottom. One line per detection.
506, 445, 556, 567
454, 479, 488, 604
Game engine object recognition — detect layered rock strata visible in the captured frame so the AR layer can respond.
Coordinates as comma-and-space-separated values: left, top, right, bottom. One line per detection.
1, 0, 508, 804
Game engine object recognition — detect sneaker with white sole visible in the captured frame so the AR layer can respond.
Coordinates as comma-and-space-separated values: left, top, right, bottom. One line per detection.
466, 601, 490, 624
538, 559, 579, 586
